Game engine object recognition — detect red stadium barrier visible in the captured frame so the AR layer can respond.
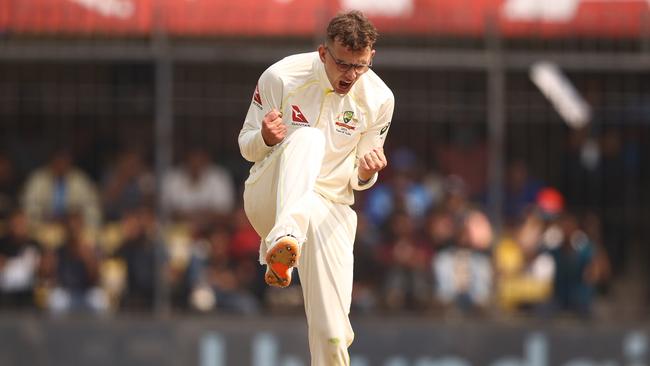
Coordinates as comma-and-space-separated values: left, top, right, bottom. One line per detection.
1, 0, 649, 37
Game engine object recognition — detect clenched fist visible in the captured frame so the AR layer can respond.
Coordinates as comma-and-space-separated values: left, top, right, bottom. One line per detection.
261, 109, 286, 146
358, 147, 387, 182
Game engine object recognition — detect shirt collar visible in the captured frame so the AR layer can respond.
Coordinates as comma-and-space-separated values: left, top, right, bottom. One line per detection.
314, 53, 335, 93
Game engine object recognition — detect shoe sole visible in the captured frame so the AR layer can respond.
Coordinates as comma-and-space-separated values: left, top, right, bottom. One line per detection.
265, 237, 300, 288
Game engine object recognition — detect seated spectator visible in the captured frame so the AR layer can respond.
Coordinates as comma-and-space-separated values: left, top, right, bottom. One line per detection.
101, 148, 155, 221
546, 212, 599, 317
528, 188, 609, 318
351, 212, 383, 313
425, 208, 456, 251
431, 176, 493, 313
229, 206, 261, 262
433, 213, 493, 313
187, 226, 260, 314
161, 147, 235, 223
45, 212, 108, 315
0, 209, 43, 309
364, 148, 434, 228
503, 158, 543, 225
114, 206, 158, 311
22, 148, 101, 228
229, 206, 266, 303
379, 210, 433, 311
494, 209, 555, 313
581, 211, 612, 295
535, 187, 565, 221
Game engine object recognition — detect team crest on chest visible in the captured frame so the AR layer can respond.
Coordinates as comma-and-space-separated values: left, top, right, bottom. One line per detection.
334, 110, 358, 136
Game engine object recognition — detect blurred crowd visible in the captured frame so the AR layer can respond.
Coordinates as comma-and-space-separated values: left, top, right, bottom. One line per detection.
351, 147, 613, 319
0, 137, 630, 320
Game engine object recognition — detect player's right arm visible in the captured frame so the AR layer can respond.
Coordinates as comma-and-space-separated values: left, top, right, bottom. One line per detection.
260, 109, 286, 147
238, 69, 285, 163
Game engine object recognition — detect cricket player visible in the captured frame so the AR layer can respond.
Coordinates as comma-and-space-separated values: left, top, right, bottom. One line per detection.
238, 10, 394, 365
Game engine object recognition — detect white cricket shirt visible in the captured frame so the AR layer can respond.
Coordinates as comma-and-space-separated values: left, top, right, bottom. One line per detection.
238, 51, 394, 205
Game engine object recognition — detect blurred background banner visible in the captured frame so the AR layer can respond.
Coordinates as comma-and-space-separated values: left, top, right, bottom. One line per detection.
2, 0, 649, 37
0, 316, 647, 365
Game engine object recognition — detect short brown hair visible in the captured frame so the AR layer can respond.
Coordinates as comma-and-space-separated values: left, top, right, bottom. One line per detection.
326, 10, 378, 51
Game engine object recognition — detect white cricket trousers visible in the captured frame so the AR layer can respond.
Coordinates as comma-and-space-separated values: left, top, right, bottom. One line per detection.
243, 127, 356, 366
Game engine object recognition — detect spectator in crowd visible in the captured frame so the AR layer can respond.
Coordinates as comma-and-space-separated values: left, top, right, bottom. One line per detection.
425, 208, 456, 252
494, 208, 555, 313
113, 205, 158, 311
45, 212, 108, 315
364, 147, 434, 228
535, 187, 565, 221
546, 212, 598, 317
503, 158, 543, 225
0, 152, 19, 220
431, 176, 493, 313
187, 225, 259, 314
561, 128, 628, 277
597, 128, 632, 277
22, 148, 101, 228
527, 187, 609, 318
581, 211, 612, 296
379, 210, 433, 311
351, 212, 383, 313
161, 147, 235, 224
101, 148, 155, 221
0, 209, 43, 309
229, 206, 266, 302
229, 206, 261, 262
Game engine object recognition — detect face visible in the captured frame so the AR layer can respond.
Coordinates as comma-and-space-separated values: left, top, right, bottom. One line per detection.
319, 40, 375, 95
187, 150, 209, 176
50, 152, 72, 177
9, 211, 29, 239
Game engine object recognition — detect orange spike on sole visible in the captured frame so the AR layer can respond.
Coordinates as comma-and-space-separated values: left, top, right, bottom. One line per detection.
265, 236, 300, 288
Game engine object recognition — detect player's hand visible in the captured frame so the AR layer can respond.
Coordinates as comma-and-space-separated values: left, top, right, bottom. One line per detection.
261, 109, 286, 146
358, 147, 387, 181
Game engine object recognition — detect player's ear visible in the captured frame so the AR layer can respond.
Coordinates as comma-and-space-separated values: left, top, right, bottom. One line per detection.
318, 45, 327, 63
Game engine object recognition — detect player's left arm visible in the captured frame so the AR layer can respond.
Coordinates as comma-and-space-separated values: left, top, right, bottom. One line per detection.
350, 95, 394, 191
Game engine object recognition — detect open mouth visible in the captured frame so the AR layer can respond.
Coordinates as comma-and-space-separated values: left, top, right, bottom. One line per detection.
338, 80, 353, 92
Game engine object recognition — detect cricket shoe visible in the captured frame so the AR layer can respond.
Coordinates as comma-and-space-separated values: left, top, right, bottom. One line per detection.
265, 235, 300, 288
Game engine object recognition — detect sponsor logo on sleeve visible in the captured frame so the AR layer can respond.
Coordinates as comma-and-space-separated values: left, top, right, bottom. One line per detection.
252, 84, 262, 109
380, 121, 391, 135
